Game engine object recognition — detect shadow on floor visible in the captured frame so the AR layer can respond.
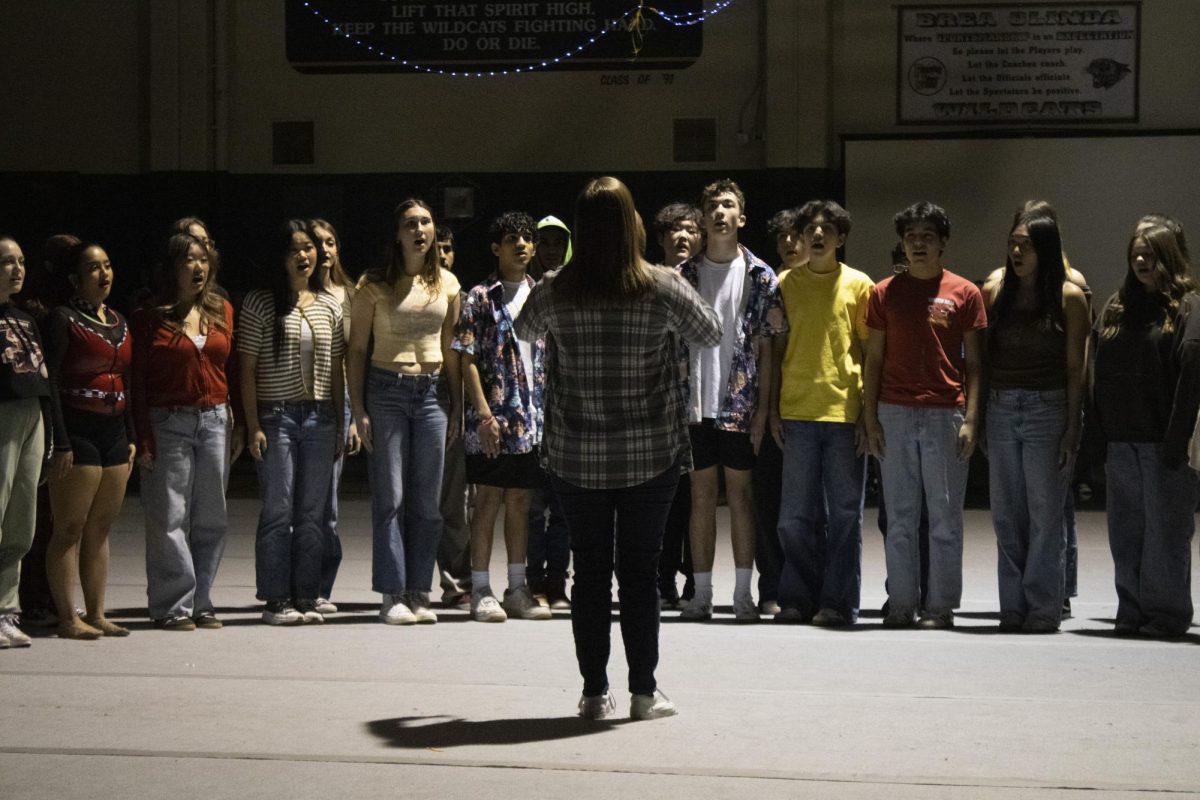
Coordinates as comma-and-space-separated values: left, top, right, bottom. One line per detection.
365, 714, 630, 749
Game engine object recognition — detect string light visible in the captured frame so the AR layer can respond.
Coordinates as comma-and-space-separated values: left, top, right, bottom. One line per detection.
299, 0, 740, 78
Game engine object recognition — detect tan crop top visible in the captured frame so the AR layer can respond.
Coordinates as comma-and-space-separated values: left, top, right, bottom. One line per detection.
362, 268, 460, 364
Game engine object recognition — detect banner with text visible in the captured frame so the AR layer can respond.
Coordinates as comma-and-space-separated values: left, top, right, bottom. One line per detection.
287, 0, 704, 73
897, 3, 1139, 124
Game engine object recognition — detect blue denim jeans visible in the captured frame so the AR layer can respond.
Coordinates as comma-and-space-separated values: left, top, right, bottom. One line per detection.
141, 405, 229, 619
1106, 442, 1198, 634
366, 368, 446, 595
551, 465, 678, 697
255, 401, 337, 602
527, 474, 571, 580
986, 389, 1070, 627
318, 397, 350, 599
777, 420, 865, 619
1063, 490, 1078, 599
877, 403, 969, 615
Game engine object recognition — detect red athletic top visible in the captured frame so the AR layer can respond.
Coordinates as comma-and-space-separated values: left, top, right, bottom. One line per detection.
130, 300, 238, 457
45, 301, 134, 451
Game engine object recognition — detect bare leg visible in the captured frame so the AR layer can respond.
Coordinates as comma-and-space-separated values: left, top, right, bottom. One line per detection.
687, 466, 718, 572
470, 485, 503, 574
502, 488, 532, 567
47, 466, 103, 639
80, 462, 132, 635
724, 467, 757, 569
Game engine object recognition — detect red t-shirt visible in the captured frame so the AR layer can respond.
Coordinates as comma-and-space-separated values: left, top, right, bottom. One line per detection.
866, 269, 986, 407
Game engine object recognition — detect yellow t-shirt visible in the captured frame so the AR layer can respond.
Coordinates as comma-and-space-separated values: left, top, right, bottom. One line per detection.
362, 268, 460, 364
778, 262, 874, 423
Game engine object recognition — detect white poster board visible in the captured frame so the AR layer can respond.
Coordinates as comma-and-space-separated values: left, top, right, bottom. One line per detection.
897, 3, 1140, 124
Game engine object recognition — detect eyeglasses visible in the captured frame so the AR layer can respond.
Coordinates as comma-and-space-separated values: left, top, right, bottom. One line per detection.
1007, 237, 1034, 252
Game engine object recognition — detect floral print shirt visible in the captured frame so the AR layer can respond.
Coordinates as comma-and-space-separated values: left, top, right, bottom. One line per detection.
676, 244, 788, 432
452, 273, 545, 455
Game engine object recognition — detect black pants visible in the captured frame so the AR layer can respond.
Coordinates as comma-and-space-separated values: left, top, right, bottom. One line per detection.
552, 466, 678, 697
752, 434, 786, 603
658, 473, 693, 594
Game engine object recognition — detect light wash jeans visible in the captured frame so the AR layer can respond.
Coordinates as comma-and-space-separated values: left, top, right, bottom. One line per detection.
366, 368, 446, 595
986, 389, 1070, 627
1106, 442, 1198, 634
141, 404, 229, 620
776, 420, 865, 619
0, 398, 45, 614
877, 402, 969, 616
255, 401, 337, 602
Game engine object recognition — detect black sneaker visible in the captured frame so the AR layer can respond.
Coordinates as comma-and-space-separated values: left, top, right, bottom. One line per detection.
154, 614, 196, 631
293, 600, 325, 625
262, 601, 304, 625
192, 611, 223, 629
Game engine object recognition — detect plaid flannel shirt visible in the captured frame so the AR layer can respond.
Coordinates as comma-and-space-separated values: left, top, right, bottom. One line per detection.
513, 266, 720, 489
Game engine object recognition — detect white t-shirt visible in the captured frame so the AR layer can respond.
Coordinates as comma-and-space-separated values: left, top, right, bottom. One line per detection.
299, 312, 315, 397
502, 279, 537, 441
694, 254, 745, 418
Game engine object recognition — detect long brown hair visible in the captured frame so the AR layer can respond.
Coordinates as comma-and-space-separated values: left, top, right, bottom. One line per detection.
553, 176, 653, 306
153, 233, 229, 332
1100, 224, 1195, 338
309, 217, 352, 289
362, 198, 441, 295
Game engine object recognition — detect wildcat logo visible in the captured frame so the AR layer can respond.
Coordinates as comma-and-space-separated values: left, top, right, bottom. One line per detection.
1085, 58, 1131, 89
927, 297, 956, 329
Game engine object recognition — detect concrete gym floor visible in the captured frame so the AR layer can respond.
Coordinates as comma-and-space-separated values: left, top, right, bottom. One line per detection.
2, 498, 1198, 799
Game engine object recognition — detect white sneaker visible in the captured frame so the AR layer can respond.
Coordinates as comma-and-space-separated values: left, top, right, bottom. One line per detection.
471, 592, 507, 623
502, 585, 552, 620
0, 614, 28, 647
630, 689, 678, 720
678, 595, 713, 621
733, 592, 760, 623
314, 597, 338, 615
379, 594, 417, 625
578, 690, 617, 720
406, 592, 438, 624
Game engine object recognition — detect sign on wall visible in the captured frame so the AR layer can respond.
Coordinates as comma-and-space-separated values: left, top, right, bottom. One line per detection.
896, 3, 1139, 124
286, 0, 704, 74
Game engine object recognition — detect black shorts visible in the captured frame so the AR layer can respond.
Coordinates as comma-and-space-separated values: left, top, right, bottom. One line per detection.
689, 419, 755, 471
63, 408, 129, 468
465, 448, 542, 489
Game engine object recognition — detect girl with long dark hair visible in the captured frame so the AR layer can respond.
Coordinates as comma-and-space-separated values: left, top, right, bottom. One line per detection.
239, 221, 344, 625
983, 213, 1089, 632
44, 242, 136, 639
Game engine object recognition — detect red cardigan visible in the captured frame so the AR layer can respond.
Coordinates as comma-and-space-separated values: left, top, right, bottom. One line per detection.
130, 300, 239, 458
